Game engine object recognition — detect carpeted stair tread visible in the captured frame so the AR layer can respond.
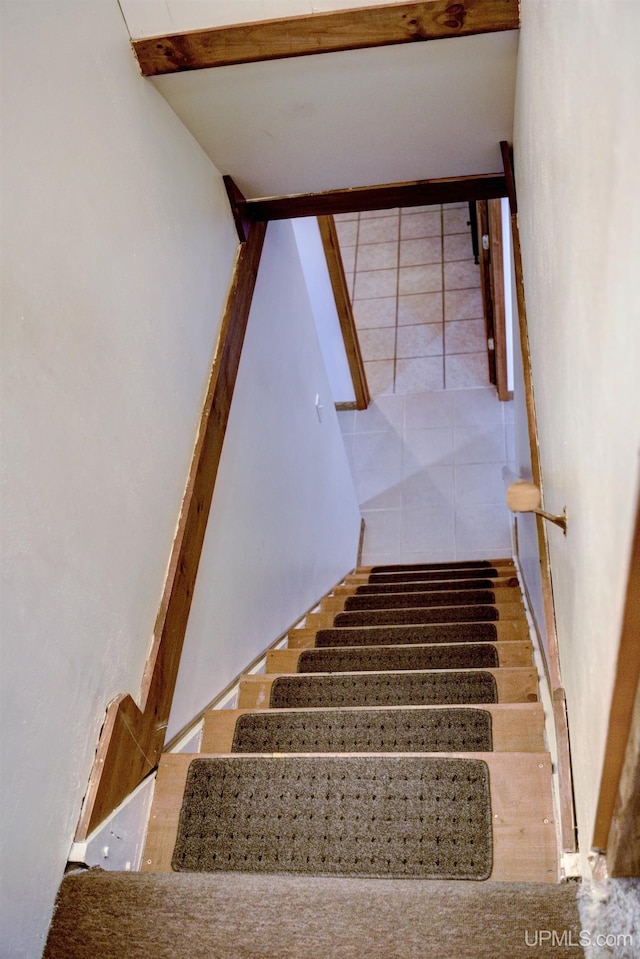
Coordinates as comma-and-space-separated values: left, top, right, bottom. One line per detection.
315, 622, 499, 647
344, 589, 496, 610
369, 567, 501, 584
370, 560, 494, 572
334, 605, 500, 629
269, 670, 498, 708
355, 578, 500, 594
171, 755, 493, 880
231, 707, 493, 753
44, 872, 586, 959
297, 643, 499, 673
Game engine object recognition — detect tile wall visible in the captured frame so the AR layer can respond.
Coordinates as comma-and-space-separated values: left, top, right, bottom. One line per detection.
338, 388, 515, 567
336, 203, 489, 395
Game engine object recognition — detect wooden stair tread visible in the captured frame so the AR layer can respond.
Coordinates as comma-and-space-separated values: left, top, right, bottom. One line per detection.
142, 561, 557, 887
320, 595, 525, 614
267, 642, 533, 674
142, 750, 557, 882
288, 619, 530, 648
202, 703, 546, 754
237, 667, 539, 709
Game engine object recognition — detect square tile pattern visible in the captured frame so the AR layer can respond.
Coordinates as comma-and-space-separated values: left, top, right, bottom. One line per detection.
336, 204, 490, 394
338, 389, 514, 566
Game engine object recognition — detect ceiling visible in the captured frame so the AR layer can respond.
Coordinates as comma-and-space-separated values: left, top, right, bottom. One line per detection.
150, 31, 518, 199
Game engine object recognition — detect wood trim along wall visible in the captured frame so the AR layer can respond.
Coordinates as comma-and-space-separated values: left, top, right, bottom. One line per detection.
246, 174, 507, 221
593, 489, 640, 861
75, 221, 267, 840
317, 215, 370, 411
132, 1, 520, 76
509, 211, 578, 853
162, 565, 357, 755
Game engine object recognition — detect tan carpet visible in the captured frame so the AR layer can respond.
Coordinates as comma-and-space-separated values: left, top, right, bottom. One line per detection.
45, 871, 584, 959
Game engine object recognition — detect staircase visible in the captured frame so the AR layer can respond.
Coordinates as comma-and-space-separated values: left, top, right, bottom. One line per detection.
142, 558, 559, 883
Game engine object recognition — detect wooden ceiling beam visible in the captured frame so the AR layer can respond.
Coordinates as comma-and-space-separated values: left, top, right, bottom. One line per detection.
133, 1, 520, 77
244, 173, 507, 221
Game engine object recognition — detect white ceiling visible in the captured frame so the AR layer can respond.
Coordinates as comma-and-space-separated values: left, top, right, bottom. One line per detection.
150, 31, 518, 199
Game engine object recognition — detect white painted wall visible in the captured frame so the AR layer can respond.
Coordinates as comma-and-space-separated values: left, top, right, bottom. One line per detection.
151, 31, 517, 198
292, 217, 356, 405
0, 2, 234, 955
514, 0, 640, 867
169, 219, 361, 737
2, 5, 362, 954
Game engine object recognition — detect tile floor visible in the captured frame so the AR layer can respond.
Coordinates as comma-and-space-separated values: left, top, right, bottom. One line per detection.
336, 203, 489, 395
338, 388, 515, 567
334, 203, 513, 566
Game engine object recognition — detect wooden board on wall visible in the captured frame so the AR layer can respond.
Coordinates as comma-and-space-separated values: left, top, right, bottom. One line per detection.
593, 492, 640, 865
133, 1, 520, 76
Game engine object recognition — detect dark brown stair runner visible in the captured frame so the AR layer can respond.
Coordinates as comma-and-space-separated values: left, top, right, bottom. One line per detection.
344, 589, 497, 610
269, 670, 498, 708
354, 578, 500, 594
334, 605, 501, 629
369, 568, 502, 583
371, 560, 495, 572
231, 707, 494, 754
315, 622, 499, 647
296, 643, 499, 674
171, 756, 493, 880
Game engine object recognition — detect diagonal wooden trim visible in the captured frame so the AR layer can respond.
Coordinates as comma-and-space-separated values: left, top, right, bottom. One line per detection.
75, 221, 268, 840
223, 175, 250, 243
593, 488, 640, 858
132, 1, 520, 76
247, 174, 507, 221
509, 212, 578, 853
318, 215, 370, 411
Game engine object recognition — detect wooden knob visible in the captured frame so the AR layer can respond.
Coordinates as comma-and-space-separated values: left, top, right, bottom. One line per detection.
506, 481, 541, 513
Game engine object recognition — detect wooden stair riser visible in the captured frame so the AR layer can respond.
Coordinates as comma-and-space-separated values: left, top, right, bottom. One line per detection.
267, 641, 533, 674
142, 750, 557, 882
202, 703, 547, 754
288, 618, 531, 649
237, 667, 539, 710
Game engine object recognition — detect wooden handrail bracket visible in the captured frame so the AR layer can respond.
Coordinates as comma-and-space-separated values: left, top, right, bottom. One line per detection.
75, 221, 267, 840
132, 1, 520, 76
